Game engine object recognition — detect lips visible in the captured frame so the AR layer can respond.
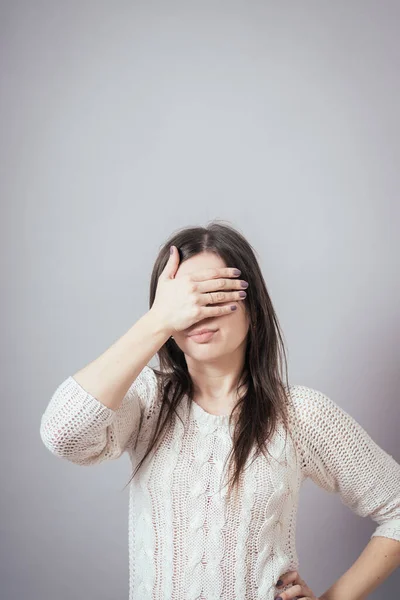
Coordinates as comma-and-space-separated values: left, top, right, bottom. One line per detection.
188, 328, 218, 337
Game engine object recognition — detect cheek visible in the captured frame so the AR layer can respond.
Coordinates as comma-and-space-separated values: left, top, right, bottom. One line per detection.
221, 307, 249, 336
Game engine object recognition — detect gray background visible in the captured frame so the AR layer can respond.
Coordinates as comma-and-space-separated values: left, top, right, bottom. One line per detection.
1, 1, 399, 598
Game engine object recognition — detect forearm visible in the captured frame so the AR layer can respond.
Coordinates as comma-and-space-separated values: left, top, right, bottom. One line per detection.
72, 309, 171, 410
320, 536, 400, 600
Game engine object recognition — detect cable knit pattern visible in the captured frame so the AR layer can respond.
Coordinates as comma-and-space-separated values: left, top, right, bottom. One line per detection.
40, 367, 400, 599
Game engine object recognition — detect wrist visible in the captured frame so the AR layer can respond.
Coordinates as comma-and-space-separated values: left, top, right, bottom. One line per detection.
146, 309, 173, 339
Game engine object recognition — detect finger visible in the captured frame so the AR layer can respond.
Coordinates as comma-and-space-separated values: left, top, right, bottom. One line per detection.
276, 570, 300, 589
275, 583, 303, 599
198, 290, 246, 306
162, 245, 181, 280
200, 301, 239, 318
196, 276, 247, 294
190, 266, 241, 282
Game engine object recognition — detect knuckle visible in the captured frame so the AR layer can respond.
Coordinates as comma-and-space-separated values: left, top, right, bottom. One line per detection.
192, 293, 200, 305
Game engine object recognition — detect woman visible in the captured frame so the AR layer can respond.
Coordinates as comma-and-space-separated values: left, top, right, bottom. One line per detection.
40, 221, 400, 600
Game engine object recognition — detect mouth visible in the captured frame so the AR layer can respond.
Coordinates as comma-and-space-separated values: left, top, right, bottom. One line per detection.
187, 327, 218, 336
187, 328, 219, 343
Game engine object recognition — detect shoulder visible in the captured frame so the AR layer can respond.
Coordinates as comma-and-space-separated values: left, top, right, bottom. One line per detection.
285, 383, 328, 412
126, 365, 160, 410
133, 364, 158, 387
285, 384, 344, 432
285, 384, 361, 445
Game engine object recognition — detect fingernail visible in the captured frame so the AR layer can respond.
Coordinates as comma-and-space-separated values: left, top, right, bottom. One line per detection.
170, 246, 174, 254
277, 579, 283, 586
276, 597, 283, 600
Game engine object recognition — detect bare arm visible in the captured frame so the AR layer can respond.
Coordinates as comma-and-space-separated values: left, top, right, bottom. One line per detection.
40, 310, 172, 464
72, 309, 171, 411
320, 536, 400, 600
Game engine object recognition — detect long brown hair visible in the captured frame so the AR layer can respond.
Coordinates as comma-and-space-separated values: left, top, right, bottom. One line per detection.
124, 220, 294, 503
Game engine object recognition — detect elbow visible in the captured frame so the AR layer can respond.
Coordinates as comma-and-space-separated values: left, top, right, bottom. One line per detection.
40, 416, 62, 456
39, 416, 87, 463
40, 421, 77, 462
39, 416, 115, 466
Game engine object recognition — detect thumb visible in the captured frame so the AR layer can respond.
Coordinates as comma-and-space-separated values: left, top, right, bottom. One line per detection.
162, 245, 180, 280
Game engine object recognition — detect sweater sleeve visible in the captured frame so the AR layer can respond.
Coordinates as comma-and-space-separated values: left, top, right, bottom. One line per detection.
40, 365, 158, 465
289, 385, 400, 542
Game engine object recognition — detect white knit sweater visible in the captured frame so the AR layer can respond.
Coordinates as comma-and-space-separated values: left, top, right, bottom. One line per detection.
40, 366, 400, 600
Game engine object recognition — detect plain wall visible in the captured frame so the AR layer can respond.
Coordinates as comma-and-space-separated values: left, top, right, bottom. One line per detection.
1, 1, 399, 598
